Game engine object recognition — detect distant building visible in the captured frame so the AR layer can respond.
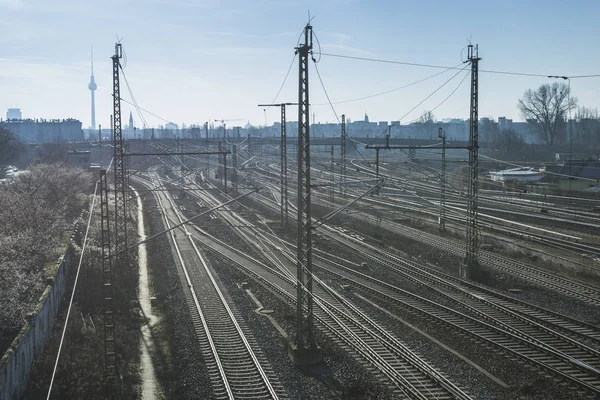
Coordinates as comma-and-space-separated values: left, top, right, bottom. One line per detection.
497, 116, 537, 143
66, 150, 91, 168
6, 108, 22, 120
128, 111, 135, 138
0, 118, 84, 143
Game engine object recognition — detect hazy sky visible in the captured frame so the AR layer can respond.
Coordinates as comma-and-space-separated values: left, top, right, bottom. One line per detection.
1, 0, 599, 129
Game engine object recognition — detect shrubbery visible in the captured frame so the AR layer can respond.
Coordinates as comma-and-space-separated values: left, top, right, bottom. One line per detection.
0, 163, 92, 343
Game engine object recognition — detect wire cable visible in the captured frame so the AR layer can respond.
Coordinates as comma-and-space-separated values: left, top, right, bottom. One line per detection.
311, 55, 373, 166
320, 52, 600, 79
313, 61, 341, 124
427, 70, 470, 115
370, 64, 469, 139
569, 74, 600, 79
396, 64, 469, 125
119, 67, 152, 128
313, 62, 464, 106
46, 181, 99, 399
264, 53, 297, 112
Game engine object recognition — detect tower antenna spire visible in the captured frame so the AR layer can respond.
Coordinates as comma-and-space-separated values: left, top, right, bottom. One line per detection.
91, 45, 94, 75
88, 44, 97, 130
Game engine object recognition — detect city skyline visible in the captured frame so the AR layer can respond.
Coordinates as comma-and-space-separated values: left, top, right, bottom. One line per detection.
1, 0, 599, 130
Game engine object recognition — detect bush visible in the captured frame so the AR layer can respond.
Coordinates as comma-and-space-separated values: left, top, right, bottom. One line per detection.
0, 163, 92, 338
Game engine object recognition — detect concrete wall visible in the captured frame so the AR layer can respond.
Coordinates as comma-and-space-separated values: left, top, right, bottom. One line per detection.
0, 246, 73, 400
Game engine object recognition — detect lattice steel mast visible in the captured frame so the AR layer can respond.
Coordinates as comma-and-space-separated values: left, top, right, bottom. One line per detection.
341, 114, 347, 197
330, 145, 335, 203
112, 43, 128, 266
463, 44, 481, 278
257, 103, 297, 229
204, 121, 209, 170
281, 105, 288, 229
291, 23, 321, 365
232, 144, 238, 196
99, 170, 116, 374
438, 127, 446, 232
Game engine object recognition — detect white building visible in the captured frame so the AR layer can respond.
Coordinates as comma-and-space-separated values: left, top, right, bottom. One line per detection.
6, 108, 22, 120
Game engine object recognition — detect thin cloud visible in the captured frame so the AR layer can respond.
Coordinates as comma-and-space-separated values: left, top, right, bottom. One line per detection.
152, 0, 211, 7
200, 31, 297, 39
0, 0, 24, 9
330, 32, 352, 44
319, 43, 375, 57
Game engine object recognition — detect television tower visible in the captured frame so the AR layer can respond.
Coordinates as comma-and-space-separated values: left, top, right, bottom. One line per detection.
88, 46, 97, 130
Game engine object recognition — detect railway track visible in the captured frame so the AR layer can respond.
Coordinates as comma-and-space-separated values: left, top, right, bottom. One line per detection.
249, 229, 600, 396
313, 262, 600, 396
259, 160, 600, 262
142, 159, 600, 397
244, 172, 600, 306
164, 171, 473, 399
190, 224, 472, 399
138, 173, 285, 400
313, 194, 600, 306
255, 228, 600, 348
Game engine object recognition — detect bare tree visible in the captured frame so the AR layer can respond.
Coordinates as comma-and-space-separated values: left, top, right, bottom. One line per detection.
497, 128, 525, 155
0, 127, 23, 165
575, 106, 600, 144
480, 118, 499, 152
479, 120, 526, 157
518, 82, 577, 145
418, 110, 435, 139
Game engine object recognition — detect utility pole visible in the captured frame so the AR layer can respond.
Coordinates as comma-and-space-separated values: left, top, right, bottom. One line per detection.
112, 42, 128, 268
125, 141, 131, 193
257, 102, 297, 229
375, 147, 380, 178
341, 114, 346, 197
463, 44, 481, 279
99, 124, 103, 166
223, 144, 227, 192
179, 137, 185, 198
291, 23, 321, 365
99, 170, 116, 375
438, 127, 446, 232
232, 144, 238, 196
330, 145, 335, 203
217, 141, 227, 191
217, 141, 222, 185
281, 105, 288, 229
204, 121, 209, 171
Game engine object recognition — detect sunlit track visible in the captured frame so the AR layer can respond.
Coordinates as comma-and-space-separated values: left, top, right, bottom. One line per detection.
171, 169, 600, 396
121, 139, 600, 399
183, 165, 600, 395
159, 171, 473, 399
352, 159, 600, 229
232, 219, 600, 395
134, 172, 285, 400
246, 163, 600, 305
255, 228, 600, 348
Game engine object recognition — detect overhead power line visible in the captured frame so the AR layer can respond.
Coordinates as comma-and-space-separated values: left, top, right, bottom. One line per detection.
265, 53, 298, 112
313, 62, 464, 106
313, 61, 341, 124
418, 70, 470, 118
320, 52, 600, 79
396, 65, 469, 125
